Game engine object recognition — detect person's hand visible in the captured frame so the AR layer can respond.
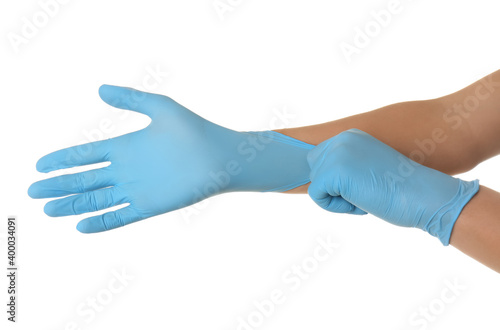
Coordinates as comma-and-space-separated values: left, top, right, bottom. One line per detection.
28, 85, 313, 233
307, 129, 479, 245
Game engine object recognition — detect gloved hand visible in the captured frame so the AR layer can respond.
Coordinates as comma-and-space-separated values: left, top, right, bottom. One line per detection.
307, 129, 479, 245
28, 85, 313, 233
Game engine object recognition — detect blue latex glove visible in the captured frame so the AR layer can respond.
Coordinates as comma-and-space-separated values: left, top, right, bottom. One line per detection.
307, 129, 479, 245
28, 85, 313, 233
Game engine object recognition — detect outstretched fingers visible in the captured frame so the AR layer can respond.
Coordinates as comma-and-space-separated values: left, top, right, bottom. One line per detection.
28, 167, 113, 198
35, 139, 111, 173
76, 206, 143, 233
43, 187, 128, 217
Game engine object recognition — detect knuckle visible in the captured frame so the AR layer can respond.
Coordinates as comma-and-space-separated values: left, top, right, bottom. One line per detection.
103, 212, 124, 231
100, 216, 109, 231
114, 212, 125, 228
85, 192, 99, 212
335, 130, 354, 142
104, 189, 115, 207
76, 172, 87, 193
157, 94, 173, 104
336, 129, 366, 145
151, 94, 173, 112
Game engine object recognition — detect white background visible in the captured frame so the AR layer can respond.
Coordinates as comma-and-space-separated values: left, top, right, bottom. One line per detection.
1, 0, 499, 329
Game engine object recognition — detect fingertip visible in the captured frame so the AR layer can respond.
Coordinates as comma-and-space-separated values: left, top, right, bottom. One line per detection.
98, 83, 113, 93
43, 201, 58, 217
99, 84, 137, 96
76, 220, 93, 233
35, 157, 50, 173
77, 216, 107, 233
98, 84, 150, 114
29, 181, 57, 199
28, 181, 51, 199
27, 183, 38, 198
98, 84, 114, 101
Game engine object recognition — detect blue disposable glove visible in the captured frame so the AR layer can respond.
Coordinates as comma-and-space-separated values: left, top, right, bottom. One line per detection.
28, 85, 313, 233
307, 129, 479, 245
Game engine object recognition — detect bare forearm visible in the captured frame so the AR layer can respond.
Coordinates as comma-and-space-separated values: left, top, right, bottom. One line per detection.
277, 98, 469, 173
277, 70, 500, 193
450, 186, 500, 273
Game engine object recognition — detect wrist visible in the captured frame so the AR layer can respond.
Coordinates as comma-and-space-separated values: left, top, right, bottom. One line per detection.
219, 130, 314, 192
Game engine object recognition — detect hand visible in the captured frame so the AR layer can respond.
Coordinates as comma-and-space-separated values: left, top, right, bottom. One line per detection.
307, 129, 479, 245
28, 85, 313, 233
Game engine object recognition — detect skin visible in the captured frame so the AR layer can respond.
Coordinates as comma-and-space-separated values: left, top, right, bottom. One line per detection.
276, 70, 500, 273
450, 186, 500, 272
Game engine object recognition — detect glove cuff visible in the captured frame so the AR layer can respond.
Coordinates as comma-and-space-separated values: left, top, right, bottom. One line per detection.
426, 179, 480, 246
227, 131, 314, 193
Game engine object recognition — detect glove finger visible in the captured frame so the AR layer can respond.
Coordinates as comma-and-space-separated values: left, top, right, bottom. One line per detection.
308, 178, 346, 212
319, 195, 363, 214
43, 187, 127, 217
35, 139, 111, 173
307, 146, 325, 169
307, 141, 333, 171
76, 206, 142, 233
98, 84, 167, 118
28, 167, 113, 198
347, 205, 367, 215
308, 178, 365, 214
